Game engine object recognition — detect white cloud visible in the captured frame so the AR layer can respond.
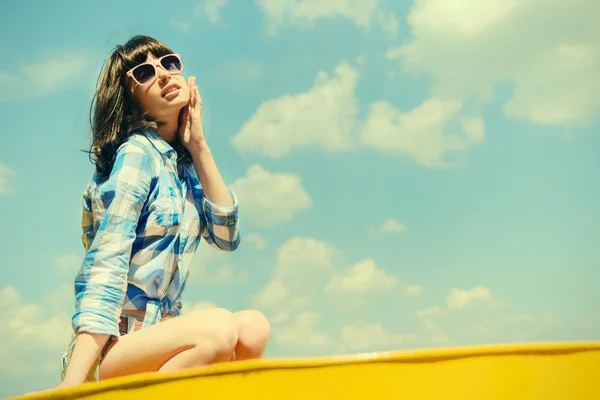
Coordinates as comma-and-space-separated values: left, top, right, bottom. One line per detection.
255, 237, 423, 319
274, 237, 339, 282
231, 165, 312, 227
170, 18, 191, 32
0, 285, 20, 308
360, 99, 485, 167
23, 53, 89, 95
232, 62, 358, 157
213, 265, 250, 284
275, 311, 331, 347
182, 300, 218, 312
188, 242, 249, 286
244, 232, 268, 251
379, 218, 407, 233
233, 61, 482, 167
376, 9, 399, 38
416, 307, 448, 343
325, 259, 398, 295
417, 307, 441, 318
0, 285, 73, 374
251, 238, 428, 351
173, 0, 229, 34
194, 0, 229, 24
425, 322, 449, 344
195, 239, 230, 265
189, 262, 249, 286
341, 323, 415, 351
254, 280, 286, 308
467, 324, 489, 336
256, 0, 398, 38
503, 44, 599, 125
269, 310, 291, 324
500, 314, 553, 324
0, 52, 91, 101
254, 237, 339, 313
403, 284, 424, 296
446, 286, 492, 310
0, 163, 16, 196
53, 253, 81, 274
211, 58, 262, 89
0, 71, 12, 84
389, 0, 600, 126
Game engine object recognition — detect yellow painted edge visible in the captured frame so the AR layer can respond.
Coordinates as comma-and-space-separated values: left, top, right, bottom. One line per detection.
18, 341, 600, 400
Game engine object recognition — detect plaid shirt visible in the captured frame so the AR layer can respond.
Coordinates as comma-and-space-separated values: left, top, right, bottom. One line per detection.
72, 130, 240, 336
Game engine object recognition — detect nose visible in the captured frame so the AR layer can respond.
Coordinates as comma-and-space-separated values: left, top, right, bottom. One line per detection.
156, 65, 170, 84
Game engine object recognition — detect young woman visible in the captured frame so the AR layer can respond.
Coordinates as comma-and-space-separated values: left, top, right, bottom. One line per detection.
56, 35, 270, 390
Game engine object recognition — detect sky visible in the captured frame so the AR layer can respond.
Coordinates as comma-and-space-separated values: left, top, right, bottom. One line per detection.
0, 0, 599, 396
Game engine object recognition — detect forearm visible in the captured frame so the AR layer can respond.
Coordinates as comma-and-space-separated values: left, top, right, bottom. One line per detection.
189, 140, 233, 207
62, 333, 111, 384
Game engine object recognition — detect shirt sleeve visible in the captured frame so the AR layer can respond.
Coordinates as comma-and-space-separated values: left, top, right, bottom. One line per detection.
202, 188, 241, 251
187, 165, 240, 252
72, 140, 153, 336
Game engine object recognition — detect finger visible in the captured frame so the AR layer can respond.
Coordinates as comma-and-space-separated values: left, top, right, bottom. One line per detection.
190, 85, 195, 108
190, 76, 196, 105
178, 107, 189, 137
186, 111, 192, 141
195, 84, 202, 105
187, 76, 193, 104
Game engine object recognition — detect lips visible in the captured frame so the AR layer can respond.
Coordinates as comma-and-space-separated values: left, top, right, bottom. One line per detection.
161, 83, 181, 97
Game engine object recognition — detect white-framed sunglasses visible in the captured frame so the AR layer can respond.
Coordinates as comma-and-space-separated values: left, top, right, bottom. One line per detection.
126, 54, 184, 85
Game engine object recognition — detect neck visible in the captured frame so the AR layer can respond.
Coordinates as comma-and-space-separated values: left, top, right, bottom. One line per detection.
155, 112, 180, 143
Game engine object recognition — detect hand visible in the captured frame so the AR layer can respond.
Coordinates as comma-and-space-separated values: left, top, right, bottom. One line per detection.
178, 76, 206, 151
24, 381, 79, 396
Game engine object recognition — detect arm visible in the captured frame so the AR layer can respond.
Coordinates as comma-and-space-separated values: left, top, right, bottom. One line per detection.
187, 141, 240, 252
62, 334, 110, 385
189, 141, 232, 207
65, 140, 153, 385
179, 76, 239, 251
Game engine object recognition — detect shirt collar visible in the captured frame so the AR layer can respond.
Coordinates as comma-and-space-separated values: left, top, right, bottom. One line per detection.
141, 129, 177, 159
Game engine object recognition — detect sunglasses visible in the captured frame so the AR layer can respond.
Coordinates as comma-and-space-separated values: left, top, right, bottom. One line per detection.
126, 54, 184, 85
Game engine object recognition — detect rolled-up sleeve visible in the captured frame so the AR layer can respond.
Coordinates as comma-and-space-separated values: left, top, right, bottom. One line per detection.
186, 165, 241, 252
201, 188, 240, 251
72, 141, 153, 336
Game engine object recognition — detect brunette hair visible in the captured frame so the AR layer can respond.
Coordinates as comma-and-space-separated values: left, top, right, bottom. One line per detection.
88, 35, 190, 177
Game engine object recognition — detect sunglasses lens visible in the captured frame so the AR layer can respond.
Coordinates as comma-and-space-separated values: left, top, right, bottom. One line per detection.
161, 55, 182, 73
132, 64, 155, 84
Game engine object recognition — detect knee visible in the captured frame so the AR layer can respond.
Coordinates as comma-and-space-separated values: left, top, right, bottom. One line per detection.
191, 308, 239, 358
235, 309, 271, 348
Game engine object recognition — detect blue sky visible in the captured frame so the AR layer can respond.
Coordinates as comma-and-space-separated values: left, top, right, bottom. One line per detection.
1, 0, 599, 396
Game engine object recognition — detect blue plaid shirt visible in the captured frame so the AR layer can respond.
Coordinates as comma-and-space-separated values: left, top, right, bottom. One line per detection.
72, 130, 240, 337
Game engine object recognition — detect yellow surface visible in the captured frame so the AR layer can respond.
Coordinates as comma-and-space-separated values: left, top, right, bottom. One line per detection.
15, 342, 600, 400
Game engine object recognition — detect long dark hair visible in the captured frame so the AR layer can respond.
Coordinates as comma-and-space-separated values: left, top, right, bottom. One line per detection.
88, 35, 191, 177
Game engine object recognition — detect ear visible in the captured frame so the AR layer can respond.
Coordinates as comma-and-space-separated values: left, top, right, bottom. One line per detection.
122, 75, 135, 92
122, 82, 140, 112
128, 80, 137, 96
124, 78, 138, 103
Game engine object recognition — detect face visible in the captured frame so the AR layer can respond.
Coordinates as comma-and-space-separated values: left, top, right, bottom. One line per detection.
126, 53, 190, 122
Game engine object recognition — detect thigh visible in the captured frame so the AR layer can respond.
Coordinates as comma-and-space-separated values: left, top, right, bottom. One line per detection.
99, 308, 237, 380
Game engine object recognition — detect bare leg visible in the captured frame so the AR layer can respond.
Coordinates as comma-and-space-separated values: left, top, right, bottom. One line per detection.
98, 308, 238, 380
232, 309, 270, 361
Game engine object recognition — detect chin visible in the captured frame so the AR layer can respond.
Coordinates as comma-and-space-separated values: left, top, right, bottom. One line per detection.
172, 96, 189, 107
162, 93, 188, 108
